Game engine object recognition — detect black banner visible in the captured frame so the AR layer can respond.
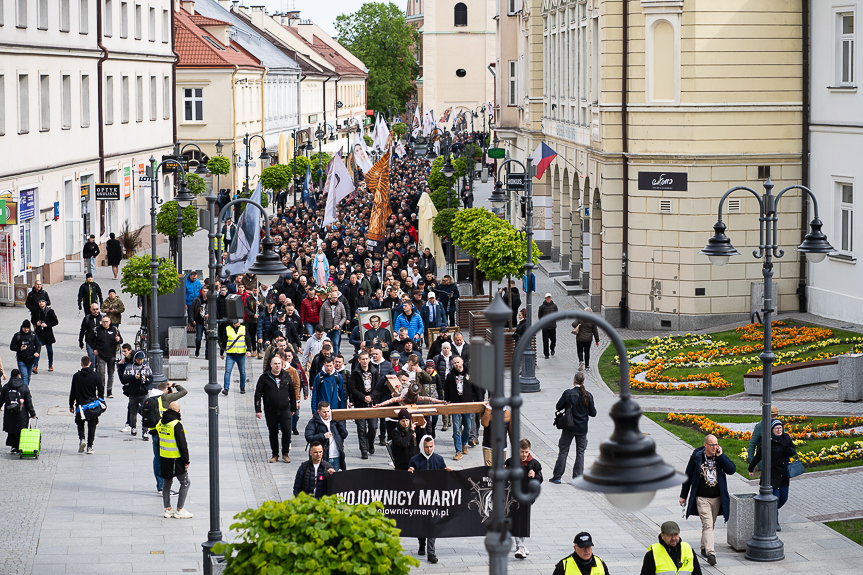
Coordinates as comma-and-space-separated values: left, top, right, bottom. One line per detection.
637, 171, 688, 191
506, 173, 525, 191
327, 466, 529, 538
94, 183, 121, 201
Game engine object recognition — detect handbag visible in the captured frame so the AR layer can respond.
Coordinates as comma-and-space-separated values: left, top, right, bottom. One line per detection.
787, 460, 805, 478
553, 393, 575, 430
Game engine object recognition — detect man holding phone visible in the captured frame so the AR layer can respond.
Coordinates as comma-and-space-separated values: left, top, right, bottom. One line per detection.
679, 434, 735, 566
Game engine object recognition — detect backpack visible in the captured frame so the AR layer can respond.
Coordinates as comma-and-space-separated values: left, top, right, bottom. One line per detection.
140, 396, 162, 429
5, 387, 24, 412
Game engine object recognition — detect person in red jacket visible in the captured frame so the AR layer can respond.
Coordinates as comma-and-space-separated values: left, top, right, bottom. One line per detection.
300, 288, 323, 337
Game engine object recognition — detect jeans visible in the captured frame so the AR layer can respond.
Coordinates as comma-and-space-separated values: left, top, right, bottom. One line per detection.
553, 431, 588, 480
576, 340, 592, 368
16, 361, 34, 386
304, 322, 315, 336
469, 412, 481, 443
162, 471, 190, 510
265, 409, 293, 458
85, 343, 96, 367
96, 356, 116, 396
86, 257, 95, 275
35, 339, 53, 367
356, 416, 379, 455
224, 354, 246, 390
430, 415, 439, 438
418, 538, 436, 557
542, 328, 557, 358
152, 434, 164, 491
127, 393, 146, 428
329, 457, 342, 472
452, 412, 471, 453
327, 329, 342, 355
195, 323, 207, 357
186, 304, 194, 324
773, 486, 790, 524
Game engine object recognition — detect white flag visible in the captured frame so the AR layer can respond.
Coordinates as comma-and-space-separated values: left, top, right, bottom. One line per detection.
412, 105, 422, 137
422, 109, 433, 137
375, 116, 391, 152
395, 141, 407, 158
352, 131, 374, 173
322, 150, 356, 227
223, 183, 262, 277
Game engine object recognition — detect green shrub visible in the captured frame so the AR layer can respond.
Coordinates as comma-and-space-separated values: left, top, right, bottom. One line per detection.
450, 207, 502, 258
285, 156, 311, 180
120, 254, 179, 298
260, 164, 291, 195
185, 173, 207, 196
214, 494, 419, 575
392, 122, 407, 136
433, 207, 458, 238
429, 186, 460, 212
155, 201, 197, 238
207, 155, 231, 176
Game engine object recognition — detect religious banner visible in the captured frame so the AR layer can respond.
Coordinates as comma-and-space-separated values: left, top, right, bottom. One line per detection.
364, 135, 392, 254
327, 466, 529, 538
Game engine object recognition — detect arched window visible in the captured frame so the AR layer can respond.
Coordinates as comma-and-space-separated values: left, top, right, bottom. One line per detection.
454, 3, 467, 27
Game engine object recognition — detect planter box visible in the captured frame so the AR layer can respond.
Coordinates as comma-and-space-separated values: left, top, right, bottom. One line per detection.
727, 493, 756, 551
211, 556, 227, 574
485, 328, 535, 369
457, 296, 491, 334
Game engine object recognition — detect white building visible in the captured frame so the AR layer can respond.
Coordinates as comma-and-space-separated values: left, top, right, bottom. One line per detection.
808, 3, 863, 322
0, 0, 175, 295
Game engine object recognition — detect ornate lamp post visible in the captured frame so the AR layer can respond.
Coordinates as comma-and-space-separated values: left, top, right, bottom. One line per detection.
242, 132, 270, 194
700, 178, 833, 562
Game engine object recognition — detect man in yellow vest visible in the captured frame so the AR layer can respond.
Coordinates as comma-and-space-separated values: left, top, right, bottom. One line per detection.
553, 532, 610, 575
223, 318, 250, 396
639, 521, 703, 575
156, 401, 192, 519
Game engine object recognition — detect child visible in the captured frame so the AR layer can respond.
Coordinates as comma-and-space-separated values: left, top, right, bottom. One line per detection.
505, 438, 543, 559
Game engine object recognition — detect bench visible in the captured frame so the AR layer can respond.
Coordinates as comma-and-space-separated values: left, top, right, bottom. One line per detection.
743, 358, 838, 395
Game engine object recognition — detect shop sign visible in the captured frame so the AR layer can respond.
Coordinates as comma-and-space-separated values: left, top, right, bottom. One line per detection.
0, 200, 18, 225
95, 183, 121, 200
124, 166, 132, 198
80, 183, 90, 199
19, 188, 36, 220
637, 171, 688, 192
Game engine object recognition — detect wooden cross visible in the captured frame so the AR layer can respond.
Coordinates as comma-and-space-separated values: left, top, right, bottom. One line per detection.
331, 402, 487, 426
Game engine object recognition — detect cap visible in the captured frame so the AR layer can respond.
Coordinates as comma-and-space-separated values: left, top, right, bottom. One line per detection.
277, 310, 286, 317
427, 291, 436, 299
544, 293, 552, 298
771, 406, 779, 417
133, 350, 146, 361
574, 532, 594, 548
108, 289, 116, 295
660, 521, 680, 535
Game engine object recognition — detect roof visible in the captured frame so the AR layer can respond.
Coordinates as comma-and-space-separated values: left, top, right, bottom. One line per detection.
311, 35, 367, 78
174, 9, 263, 69
191, 0, 301, 72
187, 13, 231, 27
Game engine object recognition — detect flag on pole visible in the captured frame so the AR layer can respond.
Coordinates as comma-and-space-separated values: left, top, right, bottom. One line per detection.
439, 108, 452, 125
531, 142, 558, 180
322, 148, 356, 227
423, 108, 434, 137
302, 164, 316, 211
394, 141, 407, 159
486, 102, 494, 117
412, 105, 422, 137
352, 131, 373, 172
377, 116, 391, 151
365, 135, 393, 254
223, 183, 262, 276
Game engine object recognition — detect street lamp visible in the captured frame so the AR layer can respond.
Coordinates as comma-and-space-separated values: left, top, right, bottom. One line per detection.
201, 192, 288, 574
700, 178, 833, 562
242, 132, 268, 194
440, 147, 456, 277
175, 142, 210, 271
477, 296, 683, 575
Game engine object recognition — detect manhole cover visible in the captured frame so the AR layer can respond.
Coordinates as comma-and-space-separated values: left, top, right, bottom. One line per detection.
46, 407, 69, 416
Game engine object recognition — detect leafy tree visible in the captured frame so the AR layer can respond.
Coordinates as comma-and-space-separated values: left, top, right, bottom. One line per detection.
156, 201, 197, 238
185, 173, 207, 196
476, 225, 541, 284
335, 3, 419, 114
260, 164, 291, 195
310, 152, 333, 185
363, 134, 374, 147
451, 208, 503, 258
120, 254, 180, 298
433, 207, 458, 238
285, 156, 311, 181
207, 155, 231, 176
214, 494, 419, 575
392, 122, 407, 137
429, 186, 460, 212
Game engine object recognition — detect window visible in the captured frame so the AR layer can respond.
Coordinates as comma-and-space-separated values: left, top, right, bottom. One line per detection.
16, 0, 27, 27
840, 13, 855, 85
121, 75, 129, 123
840, 183, 854, 254
508, 60, 517, 105
0, 0, 4, 27
163, 75, 170, 119
149, 75, 156, 120
18, 74, 28, 133
507, 0, 519, 15
40, 74, 50, 131
61, 74, 71, 129
184, 87, 203, 121
37, 0, 47, 29
134, 3, 141, 39
148, 6, 154, 41
0, 75, 5, 136
120, 1, 127, 37
104, 0, 111, 36
105, 75, 113, 124
136, 76, 143, 122
81, 74, 90, 127
652, 20, 675, 100
454, 2, 467, 26
60, 0, 70, 31
79, 0, 88, 34
162, 8, 168, 42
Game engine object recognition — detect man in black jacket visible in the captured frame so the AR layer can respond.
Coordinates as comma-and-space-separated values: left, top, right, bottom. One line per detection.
292, 441, 335, 498
191, 288, 209, 358
69, 356, 103, 454
82, 235, 100, 275
304, 401, 349, 471
79, 303, 103, 366
10, 320, 41, 386
255, 355, 297, 464
216, 284, 229, 356
118, 349, 153, 437
24, 280, 51, 316
31, 298, 58, 373
369, 347, 396, 446
551, 372, 597, 483
92, 315, 122, 398
538, 293, 559, 359
443, 356, 473, 460
77, 273, 103, 311
346, 351, 379, 459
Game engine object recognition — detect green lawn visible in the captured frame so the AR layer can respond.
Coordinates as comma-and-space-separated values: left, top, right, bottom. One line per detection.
599, 321, 863, 397
645, 412, 863, 474
825, 519, 863, 546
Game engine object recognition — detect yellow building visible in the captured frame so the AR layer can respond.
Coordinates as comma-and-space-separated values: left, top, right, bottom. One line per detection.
497, 0, 807, 330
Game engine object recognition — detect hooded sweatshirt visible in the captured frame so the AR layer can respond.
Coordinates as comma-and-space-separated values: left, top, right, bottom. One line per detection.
408, 435, 447, 471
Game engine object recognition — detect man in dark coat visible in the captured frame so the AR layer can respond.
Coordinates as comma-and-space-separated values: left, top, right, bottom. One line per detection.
255, 355, 297, 464
77, 273, 103, 311
408, 435, 452, 564
24, 280, 50, 316
505, 438, 544, 559
157, 402, 193, 519
537, 293, 559, 359
292, 441, 335, 498
69, 356, 103, 454
679, 434, 735, 566
82, 235, 100, 275
390, 409, 418, 470
92, 315, 122, 398
105, 232, 123, 279
78, 302, 103, 366
304, 401, 348, 471
1, 370, 37, 452
500, 280, 521, 328
346, 351, 380, 459
31, 298, 58, 373
10, 320, 40, 386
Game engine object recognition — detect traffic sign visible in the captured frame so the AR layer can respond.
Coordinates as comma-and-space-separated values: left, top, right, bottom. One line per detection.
487, 147, 505, 159
236, 161, 256, 167
506, 173, 526, 191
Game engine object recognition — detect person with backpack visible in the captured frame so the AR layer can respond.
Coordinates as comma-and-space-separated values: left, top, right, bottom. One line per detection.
10, 320, 40, 386
69, 356, 104, 454
118, 350, 153, 438
1, 369, 36, 453
550, 372, 597, 484
144, 381, 188, 494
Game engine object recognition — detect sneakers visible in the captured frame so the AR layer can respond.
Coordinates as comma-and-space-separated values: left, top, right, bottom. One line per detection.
514, 547, 528, 559
131, 428, 137, 436
578, 361, 584, 371
468, 439, 477, 447
142, 434, 150, 441
701, 548, 708, 559
164, 508, 175, 518
462, 446, 468, 455
549, 478, 562, 484
86, 446, 94, 454
369, 444, 375, 455
454, 452, 463, 460
269, 457, 278, 463
240, 389, 246, 395
107, 394, 114, 399
121, 425, 131, 433
292, 428, 299, 436
174, 509, 194, 519
78, 439, 87, 453
441, 425, 449, 432
378, 437, 386, 446
551, 350, 555, 356
282, 454, 291, 463
361, 452, 369, 460
221, 389, 229, 396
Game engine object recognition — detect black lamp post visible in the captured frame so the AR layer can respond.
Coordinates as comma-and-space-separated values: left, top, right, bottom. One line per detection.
242, 132, 269, 194
440, 139, 456, 277
173, 142, 210, 271
201, 194, 288, 574
700, 178, 833, 562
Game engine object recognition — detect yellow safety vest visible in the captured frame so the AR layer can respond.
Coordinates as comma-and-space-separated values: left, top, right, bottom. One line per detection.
649, 542, 694, 575
226, 324, 246, 354
562, 554, 606, 575
156, 419, 181, 459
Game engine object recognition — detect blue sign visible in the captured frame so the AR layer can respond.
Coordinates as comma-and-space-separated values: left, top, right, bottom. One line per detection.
19, 188, 36, 220
53, 201, 60, 221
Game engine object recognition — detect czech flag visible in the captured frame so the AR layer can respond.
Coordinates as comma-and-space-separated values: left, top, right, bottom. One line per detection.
531, 141, 558, 180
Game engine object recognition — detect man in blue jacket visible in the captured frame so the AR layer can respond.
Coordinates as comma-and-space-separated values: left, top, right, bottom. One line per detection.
311, 356, 345, 412
679, 434, 735, 566
408, 435, 452, 564
184, 271, 202, 324
394, 300, 424, 350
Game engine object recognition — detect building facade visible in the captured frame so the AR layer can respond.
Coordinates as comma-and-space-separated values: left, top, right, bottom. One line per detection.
0, 0, 174, 295
808, 2, 862, 323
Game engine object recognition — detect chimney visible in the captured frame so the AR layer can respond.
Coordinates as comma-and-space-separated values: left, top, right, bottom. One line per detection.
250, 5, 267, 29
181, 0, 195, 16
218, 0, 231, 9
231, 0, 239, 12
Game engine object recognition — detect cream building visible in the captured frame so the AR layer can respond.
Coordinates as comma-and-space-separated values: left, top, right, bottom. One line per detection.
496, 0, 808, 330
0, 0, 175, 294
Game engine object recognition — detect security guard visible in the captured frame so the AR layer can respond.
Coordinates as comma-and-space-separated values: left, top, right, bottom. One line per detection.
553, 532, 610, 575
223, 318, 251, 395
639, 521, 702, 575
156, 401, 192, 518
